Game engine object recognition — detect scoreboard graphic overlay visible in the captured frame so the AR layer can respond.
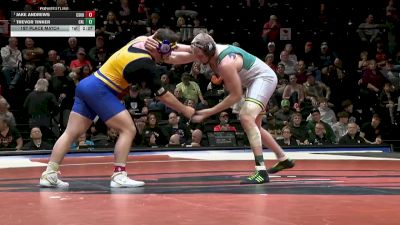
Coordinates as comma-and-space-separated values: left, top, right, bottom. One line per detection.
10, 11, 95, 37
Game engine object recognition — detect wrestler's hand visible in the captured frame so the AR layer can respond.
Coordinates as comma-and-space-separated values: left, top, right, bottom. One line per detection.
145, 37, 159, 52
190, 109, 212, 123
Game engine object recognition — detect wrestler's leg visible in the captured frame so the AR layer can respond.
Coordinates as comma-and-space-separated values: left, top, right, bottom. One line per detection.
239, 100, 269, 184
49, 112, 93, 163
257, 115, 295, 173
104, 110, 144, 187
104, 110, 136, 167
242, 76, 294, 180
258, 119, 287, 160
82, 81, 144, 187
40, 112, 93, 188
247, 77, 294, 174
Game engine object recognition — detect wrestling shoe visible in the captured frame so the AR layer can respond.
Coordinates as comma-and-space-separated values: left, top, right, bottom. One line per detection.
39, 170, 69, 188
110, 171, 145, 188
267, 158, 295, 174
240, 170, 269, 184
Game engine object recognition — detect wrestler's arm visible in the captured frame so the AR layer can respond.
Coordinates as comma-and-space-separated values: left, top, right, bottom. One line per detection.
145, 37, 192, 53
175, 43, 192, 52
163, 51, 196, 65
144, 37, 195, 64
157, 91, 194, 119
133, 58, 195, 118
203, 59, 243, 116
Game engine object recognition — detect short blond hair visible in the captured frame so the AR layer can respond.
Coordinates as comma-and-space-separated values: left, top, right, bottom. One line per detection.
34, 78, 49, 92
53, 63, 66, 71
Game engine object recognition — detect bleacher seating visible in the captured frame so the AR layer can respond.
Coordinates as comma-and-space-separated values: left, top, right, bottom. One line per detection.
1, 0, 399, 152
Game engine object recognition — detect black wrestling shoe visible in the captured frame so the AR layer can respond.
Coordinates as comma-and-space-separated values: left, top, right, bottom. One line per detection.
240, 170, 269, 184
267, 158, 295, 174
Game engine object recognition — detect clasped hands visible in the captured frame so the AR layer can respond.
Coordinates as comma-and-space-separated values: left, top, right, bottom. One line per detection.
185, 107, 213, 124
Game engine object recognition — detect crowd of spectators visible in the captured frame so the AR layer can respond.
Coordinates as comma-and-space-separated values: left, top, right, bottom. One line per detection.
0, 0, 399, 151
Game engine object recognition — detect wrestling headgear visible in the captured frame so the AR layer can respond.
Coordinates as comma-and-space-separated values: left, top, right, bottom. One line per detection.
191, 41, 216, 57
156, 39, 177, 55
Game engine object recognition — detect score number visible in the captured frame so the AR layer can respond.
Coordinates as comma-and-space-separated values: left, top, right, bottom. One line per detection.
85, 11, 95, 18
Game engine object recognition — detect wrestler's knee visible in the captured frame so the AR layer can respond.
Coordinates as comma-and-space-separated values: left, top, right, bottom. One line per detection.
239, 101, 261, 123
120, 125, 136, 137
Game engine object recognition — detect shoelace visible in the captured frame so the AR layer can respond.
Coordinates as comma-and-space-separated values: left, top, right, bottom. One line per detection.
44, 171, 62, 184
113, 172, 129, 184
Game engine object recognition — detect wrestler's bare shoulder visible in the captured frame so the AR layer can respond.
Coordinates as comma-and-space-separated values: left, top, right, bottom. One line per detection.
217, 45, 242, 69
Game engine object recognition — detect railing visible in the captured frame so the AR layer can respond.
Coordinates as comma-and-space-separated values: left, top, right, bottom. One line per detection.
0, 144, 393, 156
